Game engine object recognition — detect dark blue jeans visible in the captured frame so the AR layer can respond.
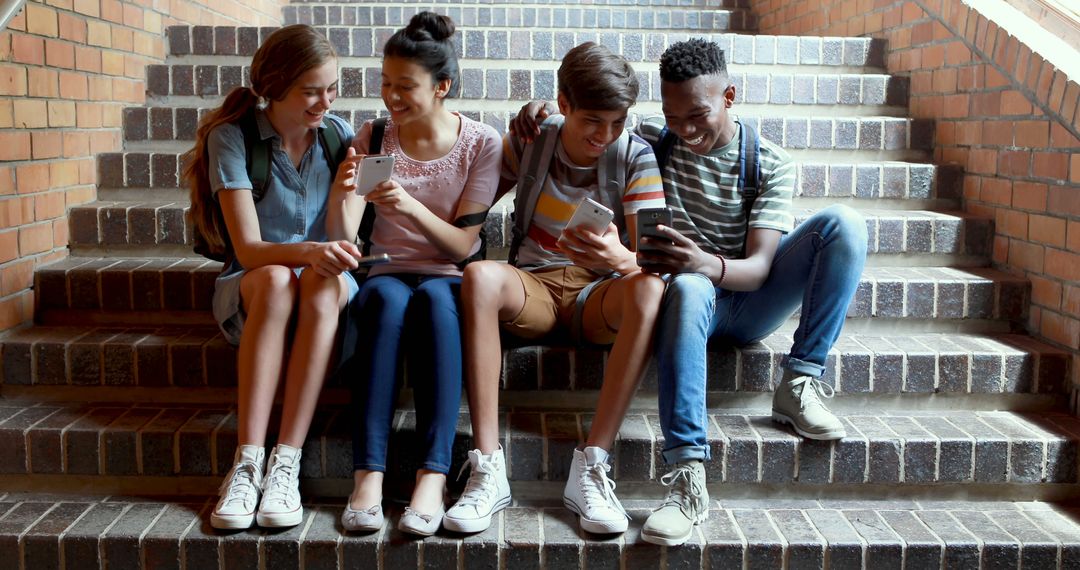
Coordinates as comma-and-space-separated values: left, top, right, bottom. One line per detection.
350, 274, 463, 475
656, 205, 868, 464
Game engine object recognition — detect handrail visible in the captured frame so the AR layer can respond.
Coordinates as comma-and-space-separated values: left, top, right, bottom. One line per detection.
0, 0, 27, 34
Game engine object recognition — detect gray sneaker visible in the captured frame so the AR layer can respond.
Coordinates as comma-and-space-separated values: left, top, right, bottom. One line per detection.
772, 375, 846, 440
642, 461, 709, 546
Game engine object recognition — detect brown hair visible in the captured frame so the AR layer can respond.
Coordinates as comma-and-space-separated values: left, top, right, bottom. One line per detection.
557, 42, 639, 112
183, 25, 337, 255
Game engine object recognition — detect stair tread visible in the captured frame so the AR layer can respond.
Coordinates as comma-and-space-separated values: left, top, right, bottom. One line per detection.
0, 401, 1077, 485
1, 326, 1067, 395
5, 496, 1079, 568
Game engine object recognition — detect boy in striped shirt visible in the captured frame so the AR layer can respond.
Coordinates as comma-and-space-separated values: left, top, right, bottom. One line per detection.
513, 38, 869, 546
444, 42, 667, 537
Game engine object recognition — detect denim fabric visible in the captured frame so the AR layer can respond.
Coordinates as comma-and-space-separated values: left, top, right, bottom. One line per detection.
350, 274, 464, 475
209, 111, 358, 344
655, 205, 868, 464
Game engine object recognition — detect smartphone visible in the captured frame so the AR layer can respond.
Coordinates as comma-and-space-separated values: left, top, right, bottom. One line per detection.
565, 197, 614, 234
637, 207, 674, 250
356, 253, 391, 267
355, 154, 396, 196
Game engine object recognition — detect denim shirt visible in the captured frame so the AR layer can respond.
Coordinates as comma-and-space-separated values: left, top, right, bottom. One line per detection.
206, 110, 355, 262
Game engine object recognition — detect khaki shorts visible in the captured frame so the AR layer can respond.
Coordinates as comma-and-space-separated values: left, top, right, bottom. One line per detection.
501, 265, 620, 345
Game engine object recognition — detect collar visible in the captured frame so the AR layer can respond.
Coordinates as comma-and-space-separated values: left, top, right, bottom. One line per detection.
253, 108, 329, 141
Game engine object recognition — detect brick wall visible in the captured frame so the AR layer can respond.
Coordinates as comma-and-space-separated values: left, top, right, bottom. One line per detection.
0, 0, 285, 331
751, 0, 1080, 384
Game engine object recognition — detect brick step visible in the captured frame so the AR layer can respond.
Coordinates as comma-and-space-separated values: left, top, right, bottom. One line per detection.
32, 259, 1028, 327
67, 201, 992, 260
0, 400, 1077, 486
281, 5, 755, 31
97, 148, 956, 202
122, 107, 935, 154
166, 26, 878, 66
146, 63, 909, 108
1, 327, 1066, 396
6, 499, 1079, 570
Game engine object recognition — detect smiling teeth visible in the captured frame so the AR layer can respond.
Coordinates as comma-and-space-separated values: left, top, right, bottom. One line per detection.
686, 134, 705, 145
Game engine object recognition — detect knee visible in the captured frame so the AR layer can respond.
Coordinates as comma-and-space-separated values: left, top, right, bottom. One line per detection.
297, 269, 343, 318
823, 204, 868, 252
664, 273, 714, 308
622, 272, 666, 319
462, 261, 505, 304
414, 280, 460, 314
243, 266, 297, 314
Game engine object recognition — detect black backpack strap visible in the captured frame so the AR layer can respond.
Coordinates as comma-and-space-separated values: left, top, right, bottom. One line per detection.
358, 118, 388, 255
652, 125, 678, 176
239, 110, 271, 202
318, 115, 347, 173
736, 120, 761, 258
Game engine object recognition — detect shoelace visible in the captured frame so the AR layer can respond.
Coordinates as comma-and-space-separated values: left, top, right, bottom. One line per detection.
261, 454, 298, 504
580, 461, 628, 519
657, 464, 704, 515
453, 458, 496, 508
790, 376, 836, 411
219, 462, 259, 507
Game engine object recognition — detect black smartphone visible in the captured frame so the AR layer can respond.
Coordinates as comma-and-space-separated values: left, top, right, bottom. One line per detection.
637, 207, 673, 251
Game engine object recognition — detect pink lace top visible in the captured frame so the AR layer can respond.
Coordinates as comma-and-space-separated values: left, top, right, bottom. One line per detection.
352, 113, 502, 276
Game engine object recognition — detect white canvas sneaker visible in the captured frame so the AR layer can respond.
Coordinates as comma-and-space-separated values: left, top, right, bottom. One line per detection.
562, 447, 629, 534
210, 445, 265, 530
256, 444, 304, 528
443, 447, 512, 533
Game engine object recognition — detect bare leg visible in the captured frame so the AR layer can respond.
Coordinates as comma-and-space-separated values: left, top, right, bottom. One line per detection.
349, 470, 384, 510
277, 269, 351, 447
585, 272, 666, 450
410, 470, 447, 514
461, 261, 527, 454
236, 266, 299, 446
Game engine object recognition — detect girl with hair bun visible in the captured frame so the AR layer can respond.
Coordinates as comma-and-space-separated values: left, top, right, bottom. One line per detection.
184, 24, 362, 530
339, 11, 501, 536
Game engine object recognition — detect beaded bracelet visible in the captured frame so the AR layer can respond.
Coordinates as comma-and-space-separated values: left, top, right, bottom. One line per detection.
716, 253, 727, 285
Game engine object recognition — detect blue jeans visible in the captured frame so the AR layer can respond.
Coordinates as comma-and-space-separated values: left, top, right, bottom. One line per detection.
656, 205, 868, 464
350, 274, 463, 474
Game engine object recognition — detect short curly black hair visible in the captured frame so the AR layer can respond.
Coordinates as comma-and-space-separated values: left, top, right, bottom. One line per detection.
659, 38, 728, 83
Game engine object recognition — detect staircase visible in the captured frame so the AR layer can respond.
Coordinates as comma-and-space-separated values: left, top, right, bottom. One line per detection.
2, 0, 1080, 567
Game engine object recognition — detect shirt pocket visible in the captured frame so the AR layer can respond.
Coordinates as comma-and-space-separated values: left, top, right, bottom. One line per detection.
253, 178, 287, 220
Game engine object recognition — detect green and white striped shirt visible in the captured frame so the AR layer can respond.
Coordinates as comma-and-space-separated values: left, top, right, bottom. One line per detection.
637, 115, 796, 259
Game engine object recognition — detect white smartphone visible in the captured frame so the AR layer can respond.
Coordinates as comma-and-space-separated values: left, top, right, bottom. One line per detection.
355, 154, 396, 196
565, 197, 614, 234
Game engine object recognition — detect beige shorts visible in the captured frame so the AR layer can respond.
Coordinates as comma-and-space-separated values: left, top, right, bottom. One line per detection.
501, 265, 620, 345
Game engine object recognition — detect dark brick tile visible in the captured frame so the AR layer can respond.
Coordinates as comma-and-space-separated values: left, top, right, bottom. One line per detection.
23, 502, 93, 569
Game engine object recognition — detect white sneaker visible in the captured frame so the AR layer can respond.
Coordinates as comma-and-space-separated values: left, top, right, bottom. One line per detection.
443, 447, 512, 533
563, 447, 629, 534
256, 444, 304, 528
210, 445, 265, 530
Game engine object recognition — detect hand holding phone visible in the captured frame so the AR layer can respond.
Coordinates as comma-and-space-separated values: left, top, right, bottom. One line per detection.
565, 197, 614, 235
355, 154, 396, 196
637, 207, 674, 251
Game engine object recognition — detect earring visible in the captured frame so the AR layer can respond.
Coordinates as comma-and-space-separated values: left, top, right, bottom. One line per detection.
256, 96, 269, 110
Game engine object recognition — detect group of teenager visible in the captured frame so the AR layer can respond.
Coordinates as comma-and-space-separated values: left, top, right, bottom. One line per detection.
187, 12, 868, 546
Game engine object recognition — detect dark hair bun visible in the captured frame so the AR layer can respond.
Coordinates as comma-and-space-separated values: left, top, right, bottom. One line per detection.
406, 12, 454, 42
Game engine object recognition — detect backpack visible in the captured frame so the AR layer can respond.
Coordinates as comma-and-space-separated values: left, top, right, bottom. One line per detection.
651, 119, 761, 258
193, 109, 348, 262
507, 114, 630, 266
356, 118, 487, 269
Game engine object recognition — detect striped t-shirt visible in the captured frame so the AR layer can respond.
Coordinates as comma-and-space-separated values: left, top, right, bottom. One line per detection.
637, 115, 796, 259
502, 125, 665, 271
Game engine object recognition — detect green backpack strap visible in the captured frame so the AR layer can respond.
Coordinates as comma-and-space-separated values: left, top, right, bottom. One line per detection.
358, 118, 388, 255
508, 114, 563, 266
239, 110, 271, 202
736, 120, 761, 258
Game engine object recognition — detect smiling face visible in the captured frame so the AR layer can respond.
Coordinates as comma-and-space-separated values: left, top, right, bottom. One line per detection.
660, 74, 737, 154
266, 59, 339, 133
557, 93, 628, 166
381, 56, 450, 125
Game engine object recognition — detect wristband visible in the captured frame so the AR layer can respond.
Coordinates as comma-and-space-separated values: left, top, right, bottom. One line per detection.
716, 253, 727, 285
